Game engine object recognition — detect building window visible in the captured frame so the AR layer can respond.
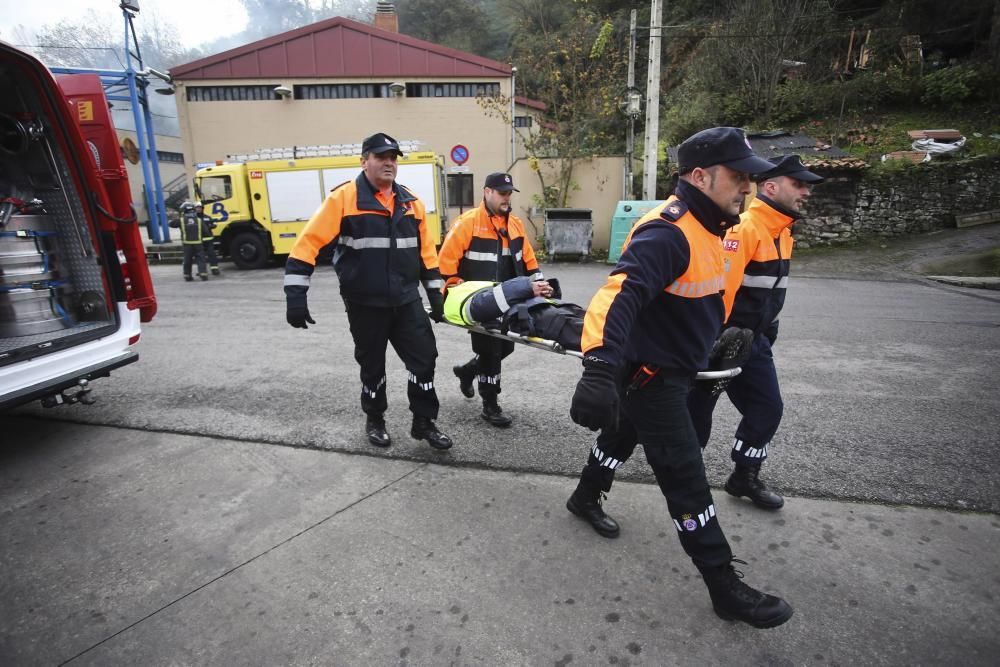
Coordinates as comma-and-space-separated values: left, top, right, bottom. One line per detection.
406, 82, 500, 98
294, 83, 392, 99
156, 151, 185, 164
447, 174, 474, 208
514, 116, 533, 128
187, 85, 281, 102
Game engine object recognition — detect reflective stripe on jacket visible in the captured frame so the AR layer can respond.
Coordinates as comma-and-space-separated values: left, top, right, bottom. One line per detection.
439, 202, 542, 286
179, 213, 204, 245
723, 195, 795, 333
443, 280, 493, 325
284, 172, 442, 307
581, 181, 728, 373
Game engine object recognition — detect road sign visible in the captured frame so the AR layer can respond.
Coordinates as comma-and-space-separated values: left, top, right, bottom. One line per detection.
450, 144, 469, 166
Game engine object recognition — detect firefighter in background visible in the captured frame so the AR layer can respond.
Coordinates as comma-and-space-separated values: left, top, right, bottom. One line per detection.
438, 172, 549, 427
170, 201, 207, 281
283, 132, 452, 450
688, 154, 824, 510
566, 127, 793, 628
196, 202, 221, 276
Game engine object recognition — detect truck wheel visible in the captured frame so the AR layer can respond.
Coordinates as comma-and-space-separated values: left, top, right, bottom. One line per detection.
230, 232, 269, 269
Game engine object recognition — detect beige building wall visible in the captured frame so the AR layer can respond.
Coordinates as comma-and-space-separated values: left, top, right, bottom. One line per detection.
509, 156, 625, 252
117, 130, 187, 223
174, 77, 514, 223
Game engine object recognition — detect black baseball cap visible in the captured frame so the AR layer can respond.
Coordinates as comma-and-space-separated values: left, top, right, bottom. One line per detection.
756, 154, 824, 183
484, 172, 519, 192
677, 126, 774, 175
361, 132, 403, 157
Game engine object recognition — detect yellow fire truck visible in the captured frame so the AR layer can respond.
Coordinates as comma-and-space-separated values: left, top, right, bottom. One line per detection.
193, 143, 448, 269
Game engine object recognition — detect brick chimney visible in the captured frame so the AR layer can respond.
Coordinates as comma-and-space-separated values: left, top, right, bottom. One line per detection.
374, 2, 399, 33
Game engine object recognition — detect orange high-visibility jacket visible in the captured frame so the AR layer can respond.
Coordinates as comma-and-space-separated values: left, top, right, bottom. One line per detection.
439, 201, 542, 287
284, 173, 442, 307
722, 196, 795, 337
581, 184, 727, 372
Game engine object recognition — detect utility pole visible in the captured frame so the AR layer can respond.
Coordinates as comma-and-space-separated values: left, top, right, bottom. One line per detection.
510, 66, 517, 165
642, 0, 663, 200
624, 9, 638, 200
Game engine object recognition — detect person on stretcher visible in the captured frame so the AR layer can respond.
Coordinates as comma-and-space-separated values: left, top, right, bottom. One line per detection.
442, 276, 586, 352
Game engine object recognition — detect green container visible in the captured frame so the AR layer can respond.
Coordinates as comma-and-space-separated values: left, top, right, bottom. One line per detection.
607, 200, 661, 263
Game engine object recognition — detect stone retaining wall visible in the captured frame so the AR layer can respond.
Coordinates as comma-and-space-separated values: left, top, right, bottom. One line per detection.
794, 155, 1000, 248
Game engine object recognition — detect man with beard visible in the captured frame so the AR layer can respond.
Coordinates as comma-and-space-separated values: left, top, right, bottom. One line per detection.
566, 127, 793, 628
439, 172, 550, 427
688, 154, 824, 510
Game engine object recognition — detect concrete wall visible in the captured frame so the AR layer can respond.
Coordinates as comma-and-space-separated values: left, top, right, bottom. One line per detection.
508, 156, 625, 252
797, 156, 1000, 247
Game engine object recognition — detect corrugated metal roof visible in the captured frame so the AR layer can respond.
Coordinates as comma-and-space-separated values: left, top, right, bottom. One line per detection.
666, 131, 849, 165
171, 16, 512, 81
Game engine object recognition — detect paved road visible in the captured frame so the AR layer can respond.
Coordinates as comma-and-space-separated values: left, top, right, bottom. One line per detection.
2, 419, 997, 665
9, 229, 1000, 512
2, 225, 999, 664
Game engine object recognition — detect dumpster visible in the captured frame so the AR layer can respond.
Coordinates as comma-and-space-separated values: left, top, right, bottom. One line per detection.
608, 200, 661, 263
543, 208, 592, 259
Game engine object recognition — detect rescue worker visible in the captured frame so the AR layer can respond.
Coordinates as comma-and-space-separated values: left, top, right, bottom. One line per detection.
438, 172, 548, 427
170, 201, 207, 281
687, 154, 824, 510
196, 202, 221, 276
283, 132, 452, 450
566, 127, 793, 628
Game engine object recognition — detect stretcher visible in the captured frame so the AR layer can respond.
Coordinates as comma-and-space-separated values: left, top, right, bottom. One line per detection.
438, 316, 741, 381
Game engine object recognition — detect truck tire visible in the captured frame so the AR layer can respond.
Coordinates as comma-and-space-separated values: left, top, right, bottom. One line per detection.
230, 232, 269, 269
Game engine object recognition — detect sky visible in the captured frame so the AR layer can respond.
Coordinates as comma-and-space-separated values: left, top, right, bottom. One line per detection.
1, 0, 249, 51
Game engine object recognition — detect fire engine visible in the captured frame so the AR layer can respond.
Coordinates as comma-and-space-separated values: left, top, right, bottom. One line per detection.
194, 144, 448, 269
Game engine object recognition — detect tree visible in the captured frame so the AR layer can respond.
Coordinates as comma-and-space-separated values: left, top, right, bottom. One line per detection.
397, 0, 508, 60
25, 8, 199, 71
238, 0, 375, 40
480, 6, 628, 208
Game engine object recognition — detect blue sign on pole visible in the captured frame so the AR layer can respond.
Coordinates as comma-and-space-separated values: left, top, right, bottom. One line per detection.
450, 144, 469, 166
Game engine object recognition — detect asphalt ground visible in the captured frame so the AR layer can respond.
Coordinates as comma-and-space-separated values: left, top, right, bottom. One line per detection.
2, 222, 999, 664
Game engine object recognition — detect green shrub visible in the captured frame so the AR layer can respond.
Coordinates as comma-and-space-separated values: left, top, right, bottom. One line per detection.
922, 64, 981, 107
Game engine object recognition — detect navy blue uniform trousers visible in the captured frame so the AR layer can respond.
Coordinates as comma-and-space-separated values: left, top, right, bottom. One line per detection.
344, 298, 440, 420
581, 372, 732, 568
688, 334, 783, 465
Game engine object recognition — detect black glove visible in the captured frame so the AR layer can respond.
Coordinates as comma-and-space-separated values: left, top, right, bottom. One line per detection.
570, 356, 620, 432
427, 289, 445, 323
286, 292, 315, 329
701, 327, 754, 397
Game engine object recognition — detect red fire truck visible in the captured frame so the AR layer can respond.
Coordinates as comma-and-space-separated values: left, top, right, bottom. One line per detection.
0, 42, 157, 409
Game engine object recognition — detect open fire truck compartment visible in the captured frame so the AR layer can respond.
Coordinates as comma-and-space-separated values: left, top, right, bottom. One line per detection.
0, 42, 157, 410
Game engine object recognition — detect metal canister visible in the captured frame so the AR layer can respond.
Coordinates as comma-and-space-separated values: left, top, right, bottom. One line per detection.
0, 281, 72, 337
0, 214, 58, 285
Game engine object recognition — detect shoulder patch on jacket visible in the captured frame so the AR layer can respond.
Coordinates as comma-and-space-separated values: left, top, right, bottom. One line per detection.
659, 201, 689, 222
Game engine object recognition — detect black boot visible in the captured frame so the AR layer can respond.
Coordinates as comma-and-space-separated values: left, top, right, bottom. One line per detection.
184, 275, 193, 282
452, 359, 476, 398
566, 475, 620, 538
365, 416, 391, 448
698, 558, 793, 629
410, 416, 453, 450
725, 463, 784, 509
481, 398, 513, 427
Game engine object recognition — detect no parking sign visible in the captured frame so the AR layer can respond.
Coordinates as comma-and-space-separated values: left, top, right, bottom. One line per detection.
450, 144, 469, 166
